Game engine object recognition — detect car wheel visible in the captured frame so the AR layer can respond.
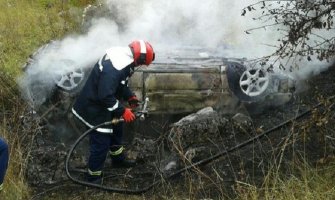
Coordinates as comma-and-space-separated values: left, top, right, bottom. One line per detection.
53, 60, 86, 94
226, 62, 270, 102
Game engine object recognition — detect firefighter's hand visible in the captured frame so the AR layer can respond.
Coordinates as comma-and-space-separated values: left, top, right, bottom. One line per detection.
122, 108, 135, 123
128, 96, 140, 108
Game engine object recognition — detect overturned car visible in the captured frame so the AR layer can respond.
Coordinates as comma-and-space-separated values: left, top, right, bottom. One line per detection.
20, 41, 295, 118
20, 42, 298, 188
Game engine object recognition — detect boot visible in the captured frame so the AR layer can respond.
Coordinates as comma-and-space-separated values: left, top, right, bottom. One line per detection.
86, 174, 103, 185
110, 148, 136, 168
112, 158, 136, 168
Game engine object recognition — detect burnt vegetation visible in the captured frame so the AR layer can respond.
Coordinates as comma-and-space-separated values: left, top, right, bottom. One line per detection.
1, 1, 335, 199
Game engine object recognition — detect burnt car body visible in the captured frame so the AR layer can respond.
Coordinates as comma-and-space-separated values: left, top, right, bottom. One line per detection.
129, 55, 295, 115
21, 42, 295, 118
19, 42, 296, 147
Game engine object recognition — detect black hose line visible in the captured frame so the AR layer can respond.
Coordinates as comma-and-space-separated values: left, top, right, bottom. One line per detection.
65, 99, 330, 194
65, 120, 152, 194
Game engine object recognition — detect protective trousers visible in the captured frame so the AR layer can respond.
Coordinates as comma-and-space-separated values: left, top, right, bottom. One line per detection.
0, 138, 8, 190
88, 122, 125, 176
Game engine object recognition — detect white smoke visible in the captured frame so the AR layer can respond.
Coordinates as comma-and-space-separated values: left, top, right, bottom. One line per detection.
102, 0, 282, 57
19, 0, 333, 107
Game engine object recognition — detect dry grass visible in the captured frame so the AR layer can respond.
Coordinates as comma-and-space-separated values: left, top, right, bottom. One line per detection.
235, 100, 335, 200
1, 0, 335, 199
0, 0, 86, 199
235, 160, 335, 200
0, 71, 29, 199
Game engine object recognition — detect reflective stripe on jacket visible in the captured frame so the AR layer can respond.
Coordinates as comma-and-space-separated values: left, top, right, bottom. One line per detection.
72, 49, 135, 132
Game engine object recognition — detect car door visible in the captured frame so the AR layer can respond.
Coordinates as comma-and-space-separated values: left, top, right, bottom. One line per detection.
129, 60, 238, 114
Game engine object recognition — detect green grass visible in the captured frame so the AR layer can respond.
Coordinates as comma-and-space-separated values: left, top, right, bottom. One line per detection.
1, 0, 335, 199
0, 0, 88, 199
0, 0, 83, 77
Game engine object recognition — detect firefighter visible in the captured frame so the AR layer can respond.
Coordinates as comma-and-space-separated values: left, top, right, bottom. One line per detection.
72, 40, 155, 184
0, 138, 9, 191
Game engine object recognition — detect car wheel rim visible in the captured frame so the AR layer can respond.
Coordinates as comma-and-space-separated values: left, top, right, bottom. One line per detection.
239, 68, 269, 97
53, 60, 85, 91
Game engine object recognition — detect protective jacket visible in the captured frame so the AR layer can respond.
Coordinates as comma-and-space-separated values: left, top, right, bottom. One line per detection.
72, 47, 135, 133
0, 138, 8, 191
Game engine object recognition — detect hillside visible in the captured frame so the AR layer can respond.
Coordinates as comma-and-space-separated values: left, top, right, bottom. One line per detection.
0, 1, 334, 199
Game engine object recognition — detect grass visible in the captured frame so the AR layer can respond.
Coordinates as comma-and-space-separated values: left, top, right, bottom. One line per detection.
0, 0, 84, 76
236, 160, 335, 200
0, 55, 29, 199
0, 0, 88, 199
0, 0, 335, 199
235, 100, 335, 200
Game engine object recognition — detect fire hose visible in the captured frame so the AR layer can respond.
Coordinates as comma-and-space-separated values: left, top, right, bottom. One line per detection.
65, 98, 151, 194
65, 96, 334, 195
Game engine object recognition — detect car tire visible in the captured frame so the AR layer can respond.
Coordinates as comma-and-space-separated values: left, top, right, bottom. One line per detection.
226, 62, 269, 102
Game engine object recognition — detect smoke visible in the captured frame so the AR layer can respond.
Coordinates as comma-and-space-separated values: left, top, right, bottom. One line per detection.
19, 0, 333, 107
102, 0, 282, 57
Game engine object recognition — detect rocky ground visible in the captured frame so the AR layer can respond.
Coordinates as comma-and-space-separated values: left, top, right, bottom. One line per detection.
25, 63, 335, 199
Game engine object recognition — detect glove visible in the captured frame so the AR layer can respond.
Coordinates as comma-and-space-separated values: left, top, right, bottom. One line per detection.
122, 108, 135, 123
128, 96, 140, 108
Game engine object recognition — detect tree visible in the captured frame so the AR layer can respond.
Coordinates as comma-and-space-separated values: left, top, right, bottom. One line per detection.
242, 0, 335, 71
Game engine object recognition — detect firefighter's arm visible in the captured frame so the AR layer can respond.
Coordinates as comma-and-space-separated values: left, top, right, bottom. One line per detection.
98, 69, 135, 122
121, 80, 140, 108
97, 69, 124, 118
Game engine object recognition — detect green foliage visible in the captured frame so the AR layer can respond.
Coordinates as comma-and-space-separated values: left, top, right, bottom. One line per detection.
37, 0, 96, 7
68, 0, 96, 7
0, 0, 94, 199
0, 0, 84, 77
